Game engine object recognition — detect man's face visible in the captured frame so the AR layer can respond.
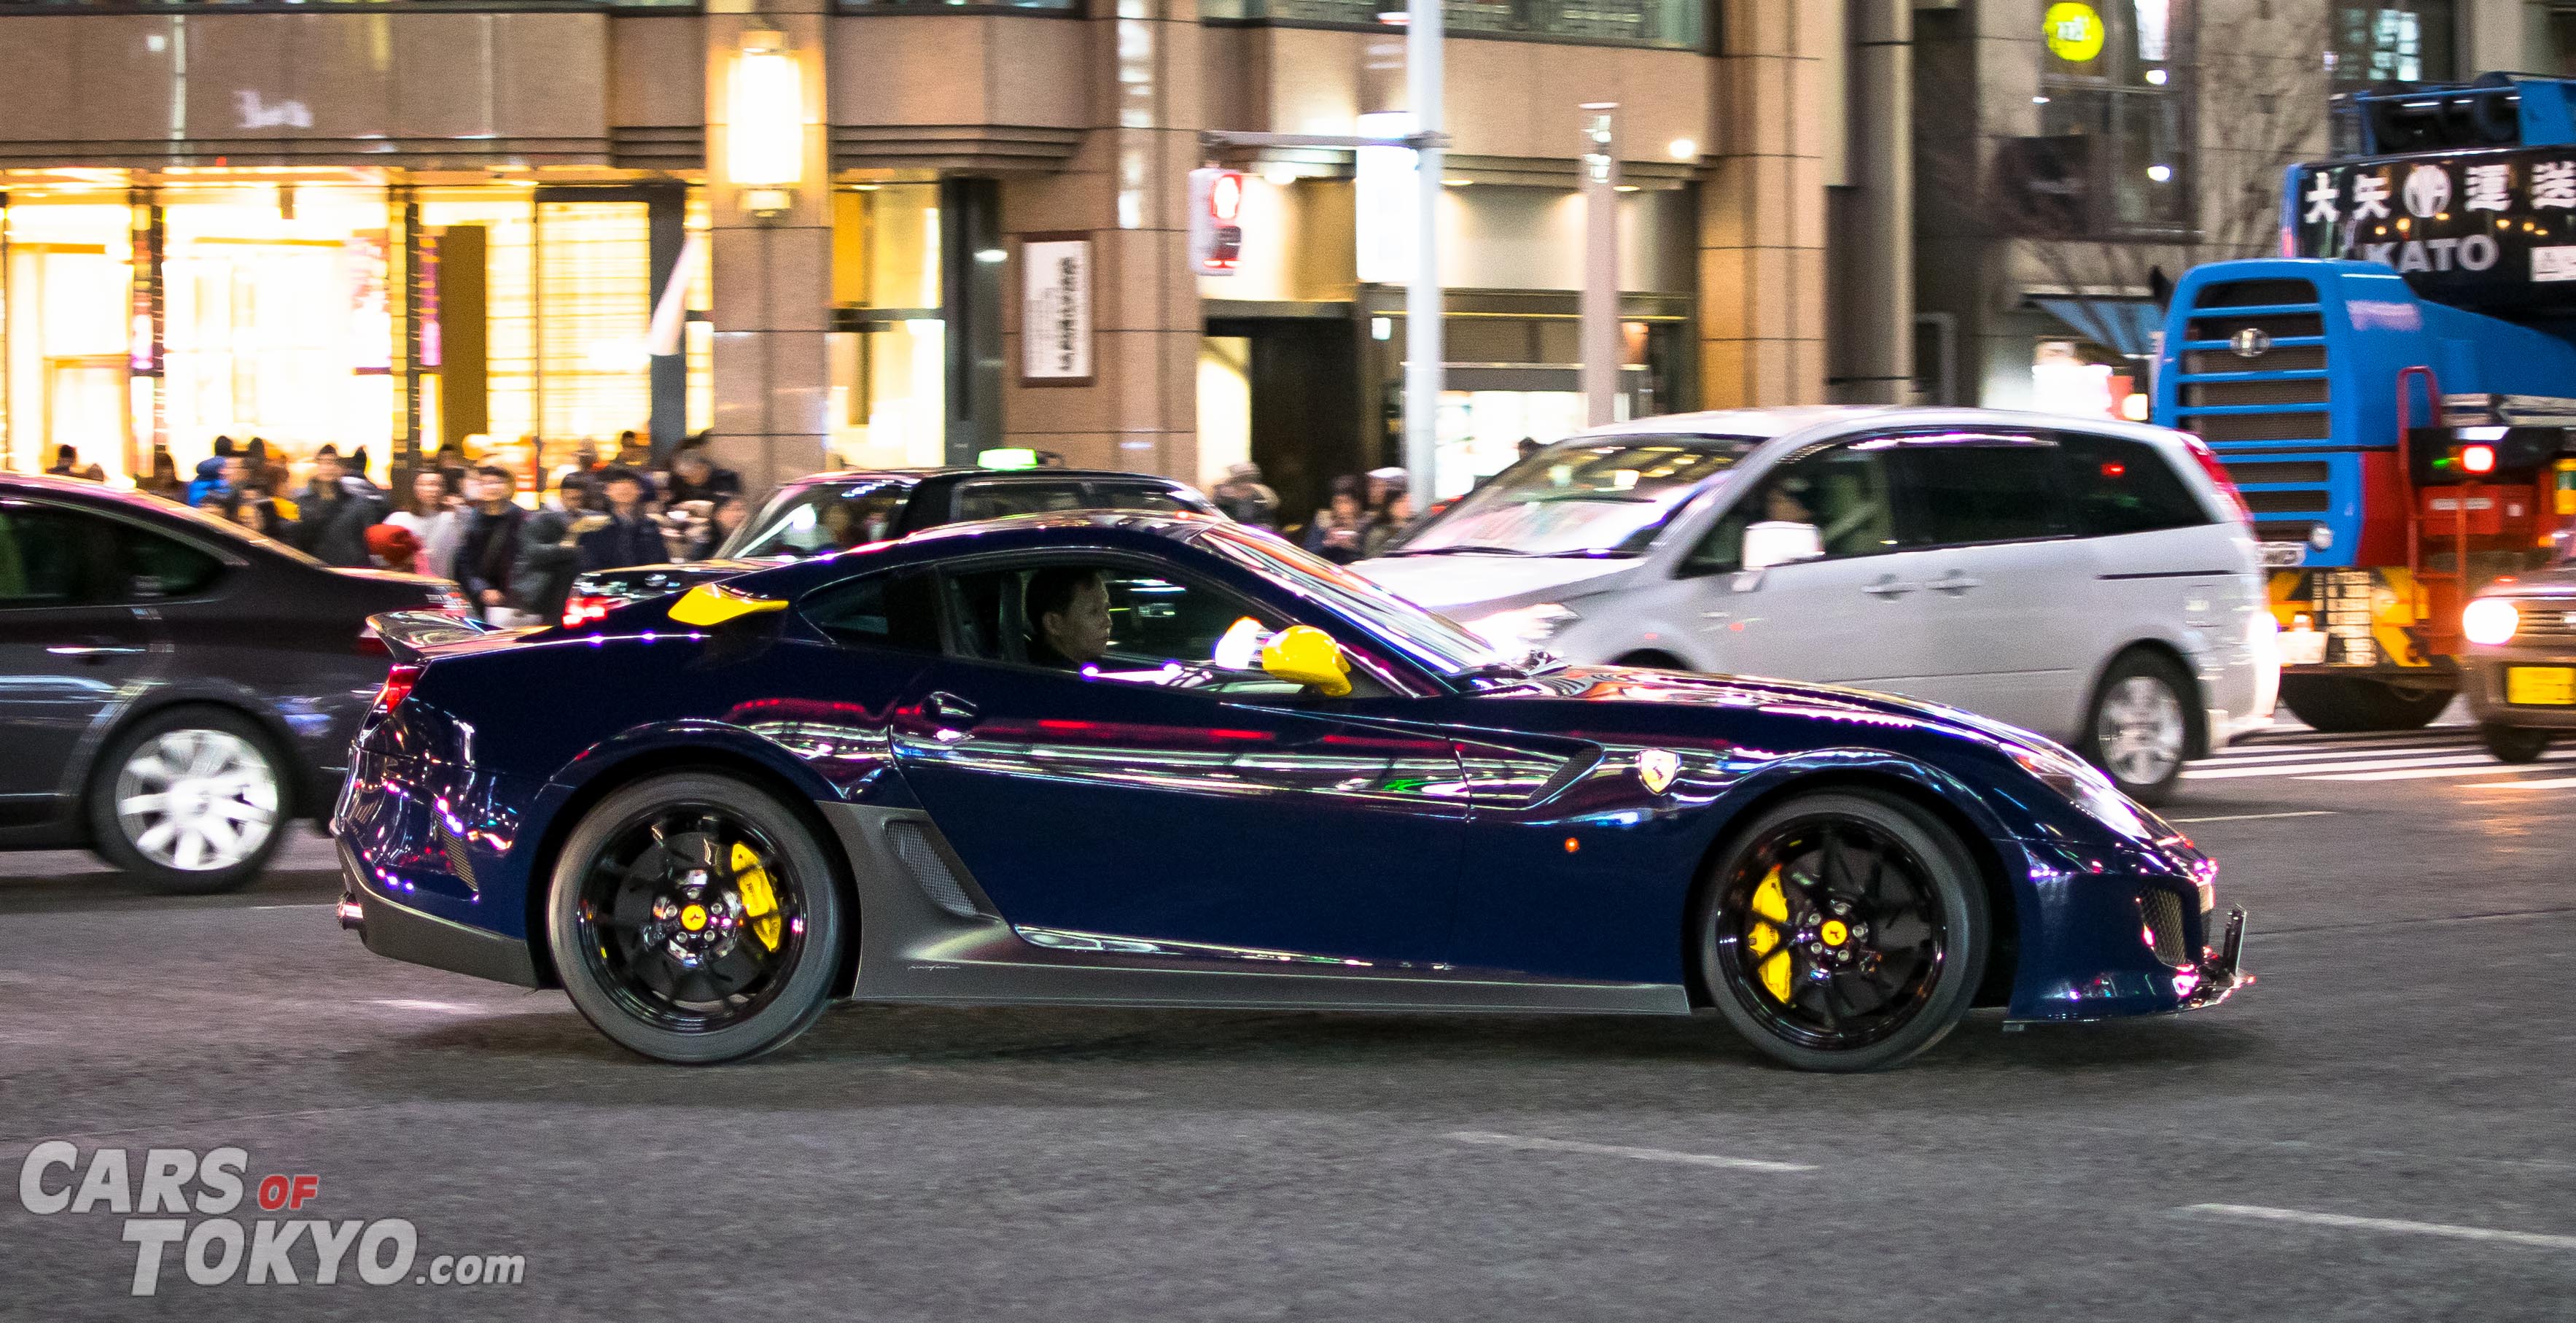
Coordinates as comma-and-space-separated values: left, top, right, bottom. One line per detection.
605, 478, 644, 508
677, 456, 709, 481
472, 474, 507, 504
1043, 577, 1113, 664
314, 457, 343, 485
414, 473, 445, 505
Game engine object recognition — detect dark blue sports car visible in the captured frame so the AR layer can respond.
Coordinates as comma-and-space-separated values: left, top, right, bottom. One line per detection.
336, 513, 2246, 1071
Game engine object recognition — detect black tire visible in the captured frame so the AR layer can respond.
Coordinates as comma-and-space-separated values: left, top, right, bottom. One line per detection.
2081, 649, 2195, 806
2481, 723, 2553, 764
545, 772, 846, 1064
86, 706, 288, 894
1694, 789, 1989, 1072
2278, 675, 2453, 732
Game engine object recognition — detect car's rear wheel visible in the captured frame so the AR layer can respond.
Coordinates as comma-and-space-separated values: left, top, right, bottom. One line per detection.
2480, 723, 2553, 764
2082, 651, 2193, 805
1695, 790, 1988, 1072
87, 707, 286, 894
2278, 675, 2452, 732
546, 772, 844, 1064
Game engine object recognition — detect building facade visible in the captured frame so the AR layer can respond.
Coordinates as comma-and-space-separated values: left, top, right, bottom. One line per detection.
1912, 0, 2546, 416
0, 0, 1883, 519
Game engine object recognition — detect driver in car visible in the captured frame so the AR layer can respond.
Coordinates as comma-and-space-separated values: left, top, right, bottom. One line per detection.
1025, 566, 1113, 669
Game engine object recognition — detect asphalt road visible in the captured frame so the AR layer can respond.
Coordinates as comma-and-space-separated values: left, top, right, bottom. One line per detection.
4, 710, 2574, 1321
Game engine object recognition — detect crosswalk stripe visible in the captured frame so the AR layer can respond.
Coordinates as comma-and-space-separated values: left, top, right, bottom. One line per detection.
2306, 755, 2576, 782
2466, 775, 2576, 790
2184, 753, 2502, 780
2201, 742, 2479, 767
2233, 723, 2472, 746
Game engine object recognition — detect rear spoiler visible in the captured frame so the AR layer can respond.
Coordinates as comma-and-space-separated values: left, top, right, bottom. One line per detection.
367, 610, 538, 665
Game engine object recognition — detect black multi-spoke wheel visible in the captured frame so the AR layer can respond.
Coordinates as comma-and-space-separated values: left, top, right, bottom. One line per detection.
546, 772, 844, 1063
1696, 790, 1988, 1071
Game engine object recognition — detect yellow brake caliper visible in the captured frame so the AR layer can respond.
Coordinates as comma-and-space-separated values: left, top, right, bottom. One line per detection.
730, 842, 783, 952
1749, 866, 1793, 1003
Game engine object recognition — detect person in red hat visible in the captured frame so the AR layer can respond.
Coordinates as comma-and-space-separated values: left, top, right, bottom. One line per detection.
365, 522, 421, 574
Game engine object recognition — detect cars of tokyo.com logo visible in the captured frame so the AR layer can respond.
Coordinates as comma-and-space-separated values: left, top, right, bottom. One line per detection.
16, 1143, 526, 1296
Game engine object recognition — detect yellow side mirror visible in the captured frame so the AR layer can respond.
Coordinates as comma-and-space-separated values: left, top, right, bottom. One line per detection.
1260, 624, 1352, 697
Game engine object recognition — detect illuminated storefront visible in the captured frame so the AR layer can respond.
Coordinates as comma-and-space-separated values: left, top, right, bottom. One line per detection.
0, 171, 707, 488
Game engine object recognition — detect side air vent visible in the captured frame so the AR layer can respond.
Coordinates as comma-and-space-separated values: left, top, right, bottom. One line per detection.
885, 820, 981, 919
2139, 888, 2190, 967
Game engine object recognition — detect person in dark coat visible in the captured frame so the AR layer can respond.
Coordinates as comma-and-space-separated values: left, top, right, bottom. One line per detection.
569, 467, 667, 572
510, 470, 596, 626
290, 448, 387, 568
454, 466, 527, 621
664, 449, 742, 507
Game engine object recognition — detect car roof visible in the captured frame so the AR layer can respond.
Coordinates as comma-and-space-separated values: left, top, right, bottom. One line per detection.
782, 467, 1201, 490
729, 511, 1227, 591
1569, 405, 2193, 451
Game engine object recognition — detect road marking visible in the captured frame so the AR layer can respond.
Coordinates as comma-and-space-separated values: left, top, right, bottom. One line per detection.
246, 903, 336, 911
2183, 1203, 2576, 1251
2466, 775, 2576, 790
2308, 757, 2576, 782
2168, 810, 2340, 823
2199, 742, 2477, 767
2184, 753, 2505, 779
370, 998, 486, 1014
1444, 1130, 1816, 1173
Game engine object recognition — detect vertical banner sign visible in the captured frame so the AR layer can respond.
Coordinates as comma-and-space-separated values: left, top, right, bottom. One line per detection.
129, 195, 166, 467
1355, 111, 1418, 285
1020, 236, 1093, 384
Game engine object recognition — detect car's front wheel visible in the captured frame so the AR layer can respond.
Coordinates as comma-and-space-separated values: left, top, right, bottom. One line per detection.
546, 772, 845, 1064
87, 707, 287, 894
1695, 789, 1988, 1072
2082, 651, 2193, 804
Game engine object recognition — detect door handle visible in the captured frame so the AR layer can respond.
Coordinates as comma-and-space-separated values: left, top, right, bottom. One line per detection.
45, 639, 144, 660
1862, 577, 1916, 599
924, 691, 980, 725
1925, 573, 1983, 594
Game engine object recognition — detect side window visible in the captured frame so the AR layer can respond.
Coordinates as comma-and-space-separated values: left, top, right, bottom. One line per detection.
938, 558, 1379, 698
954, 482, 1086, 523
736, 485, 906, 557
798, 570, 940, 653
0, 505, 109, 607
2057, 432, 2213, 536
1684, 444, 1898, 573
117, 526, 224, 600
1894, 440, 2070, 547
1089, 484, 1193, 514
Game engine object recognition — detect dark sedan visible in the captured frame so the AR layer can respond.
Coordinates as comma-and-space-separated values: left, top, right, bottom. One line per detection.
347, 513, 2246, 1073
0, 474, 465, 891
561, 466, 1220, 625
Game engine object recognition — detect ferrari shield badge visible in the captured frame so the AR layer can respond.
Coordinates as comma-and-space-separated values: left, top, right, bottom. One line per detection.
1635, 748, 1681, 795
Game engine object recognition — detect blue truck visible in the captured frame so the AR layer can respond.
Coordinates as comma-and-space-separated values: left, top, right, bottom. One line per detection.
2153, 74, 2576, 731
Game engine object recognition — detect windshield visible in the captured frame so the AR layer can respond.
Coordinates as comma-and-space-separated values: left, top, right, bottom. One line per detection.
1390, 436, 1759, 557
725, 481, 909, 559
1199, 525, 1530, 678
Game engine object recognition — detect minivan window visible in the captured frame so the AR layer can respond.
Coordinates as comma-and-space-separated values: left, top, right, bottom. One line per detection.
1391, 435, 1759, 558
1893, 439, 2069, 547
1685, 443, 1898, 572
2056, 432, 2211, 536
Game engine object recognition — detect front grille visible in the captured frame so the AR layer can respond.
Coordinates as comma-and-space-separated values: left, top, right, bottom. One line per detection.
2183, 376, 2328, 407
2514, 605, 2576, 643
2255, 520, 2322, 542
2226, 460, 2332, 485
2196, 411, 2332, 443
2244, 488, 2331, 514
2195, 278, 2316, 307
2183, 344, 2327, 374
2140, 888, 2190, 967
437, 820, 480, 895
2186, 311, 2325, 341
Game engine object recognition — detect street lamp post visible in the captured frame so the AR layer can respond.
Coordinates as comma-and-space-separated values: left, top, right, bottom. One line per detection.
1404, 0, 1444, 511
1579, 103, 1619, 429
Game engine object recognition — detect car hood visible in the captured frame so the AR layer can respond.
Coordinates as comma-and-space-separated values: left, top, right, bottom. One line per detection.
1353, 554, 1639, 613
2485, 565, 2576, 597
1471, 664, 2062, 757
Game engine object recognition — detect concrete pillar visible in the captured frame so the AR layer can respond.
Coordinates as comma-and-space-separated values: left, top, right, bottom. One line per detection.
996, 0, 1205, 476
1835, 0, 1913, 405
1700, 0, 1833, 408
704, 0, 833, 496
2462, 0, 2526, 75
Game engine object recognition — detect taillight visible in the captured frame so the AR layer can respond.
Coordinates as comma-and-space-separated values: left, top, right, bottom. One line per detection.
2179, 431, 2254, 524
564, 594, 613, 627
373, 664, 422, 717
357, 626, 389, 656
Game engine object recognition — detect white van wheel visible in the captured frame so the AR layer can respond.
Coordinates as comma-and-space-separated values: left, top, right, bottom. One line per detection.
2084, 652, 2192, 804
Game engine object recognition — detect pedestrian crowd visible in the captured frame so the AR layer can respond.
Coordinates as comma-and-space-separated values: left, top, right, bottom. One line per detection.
53, 430, 745, 625
1210, 462, 1419, 564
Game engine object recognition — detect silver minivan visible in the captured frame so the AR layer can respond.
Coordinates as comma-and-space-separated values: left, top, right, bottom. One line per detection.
1358, 407, 2280, 802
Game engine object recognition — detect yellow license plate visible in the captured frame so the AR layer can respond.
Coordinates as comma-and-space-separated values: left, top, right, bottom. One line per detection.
2507, 667, 2576, 706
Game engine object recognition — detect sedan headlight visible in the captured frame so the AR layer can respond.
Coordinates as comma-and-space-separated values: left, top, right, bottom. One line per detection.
2011, 744, 2151, 840
2462, 597, 2520, 646
1466, 602, 1579, 650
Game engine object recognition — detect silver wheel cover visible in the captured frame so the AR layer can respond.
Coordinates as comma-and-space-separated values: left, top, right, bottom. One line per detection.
114, 729, 279, 872
2097, 675, 2185, 789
